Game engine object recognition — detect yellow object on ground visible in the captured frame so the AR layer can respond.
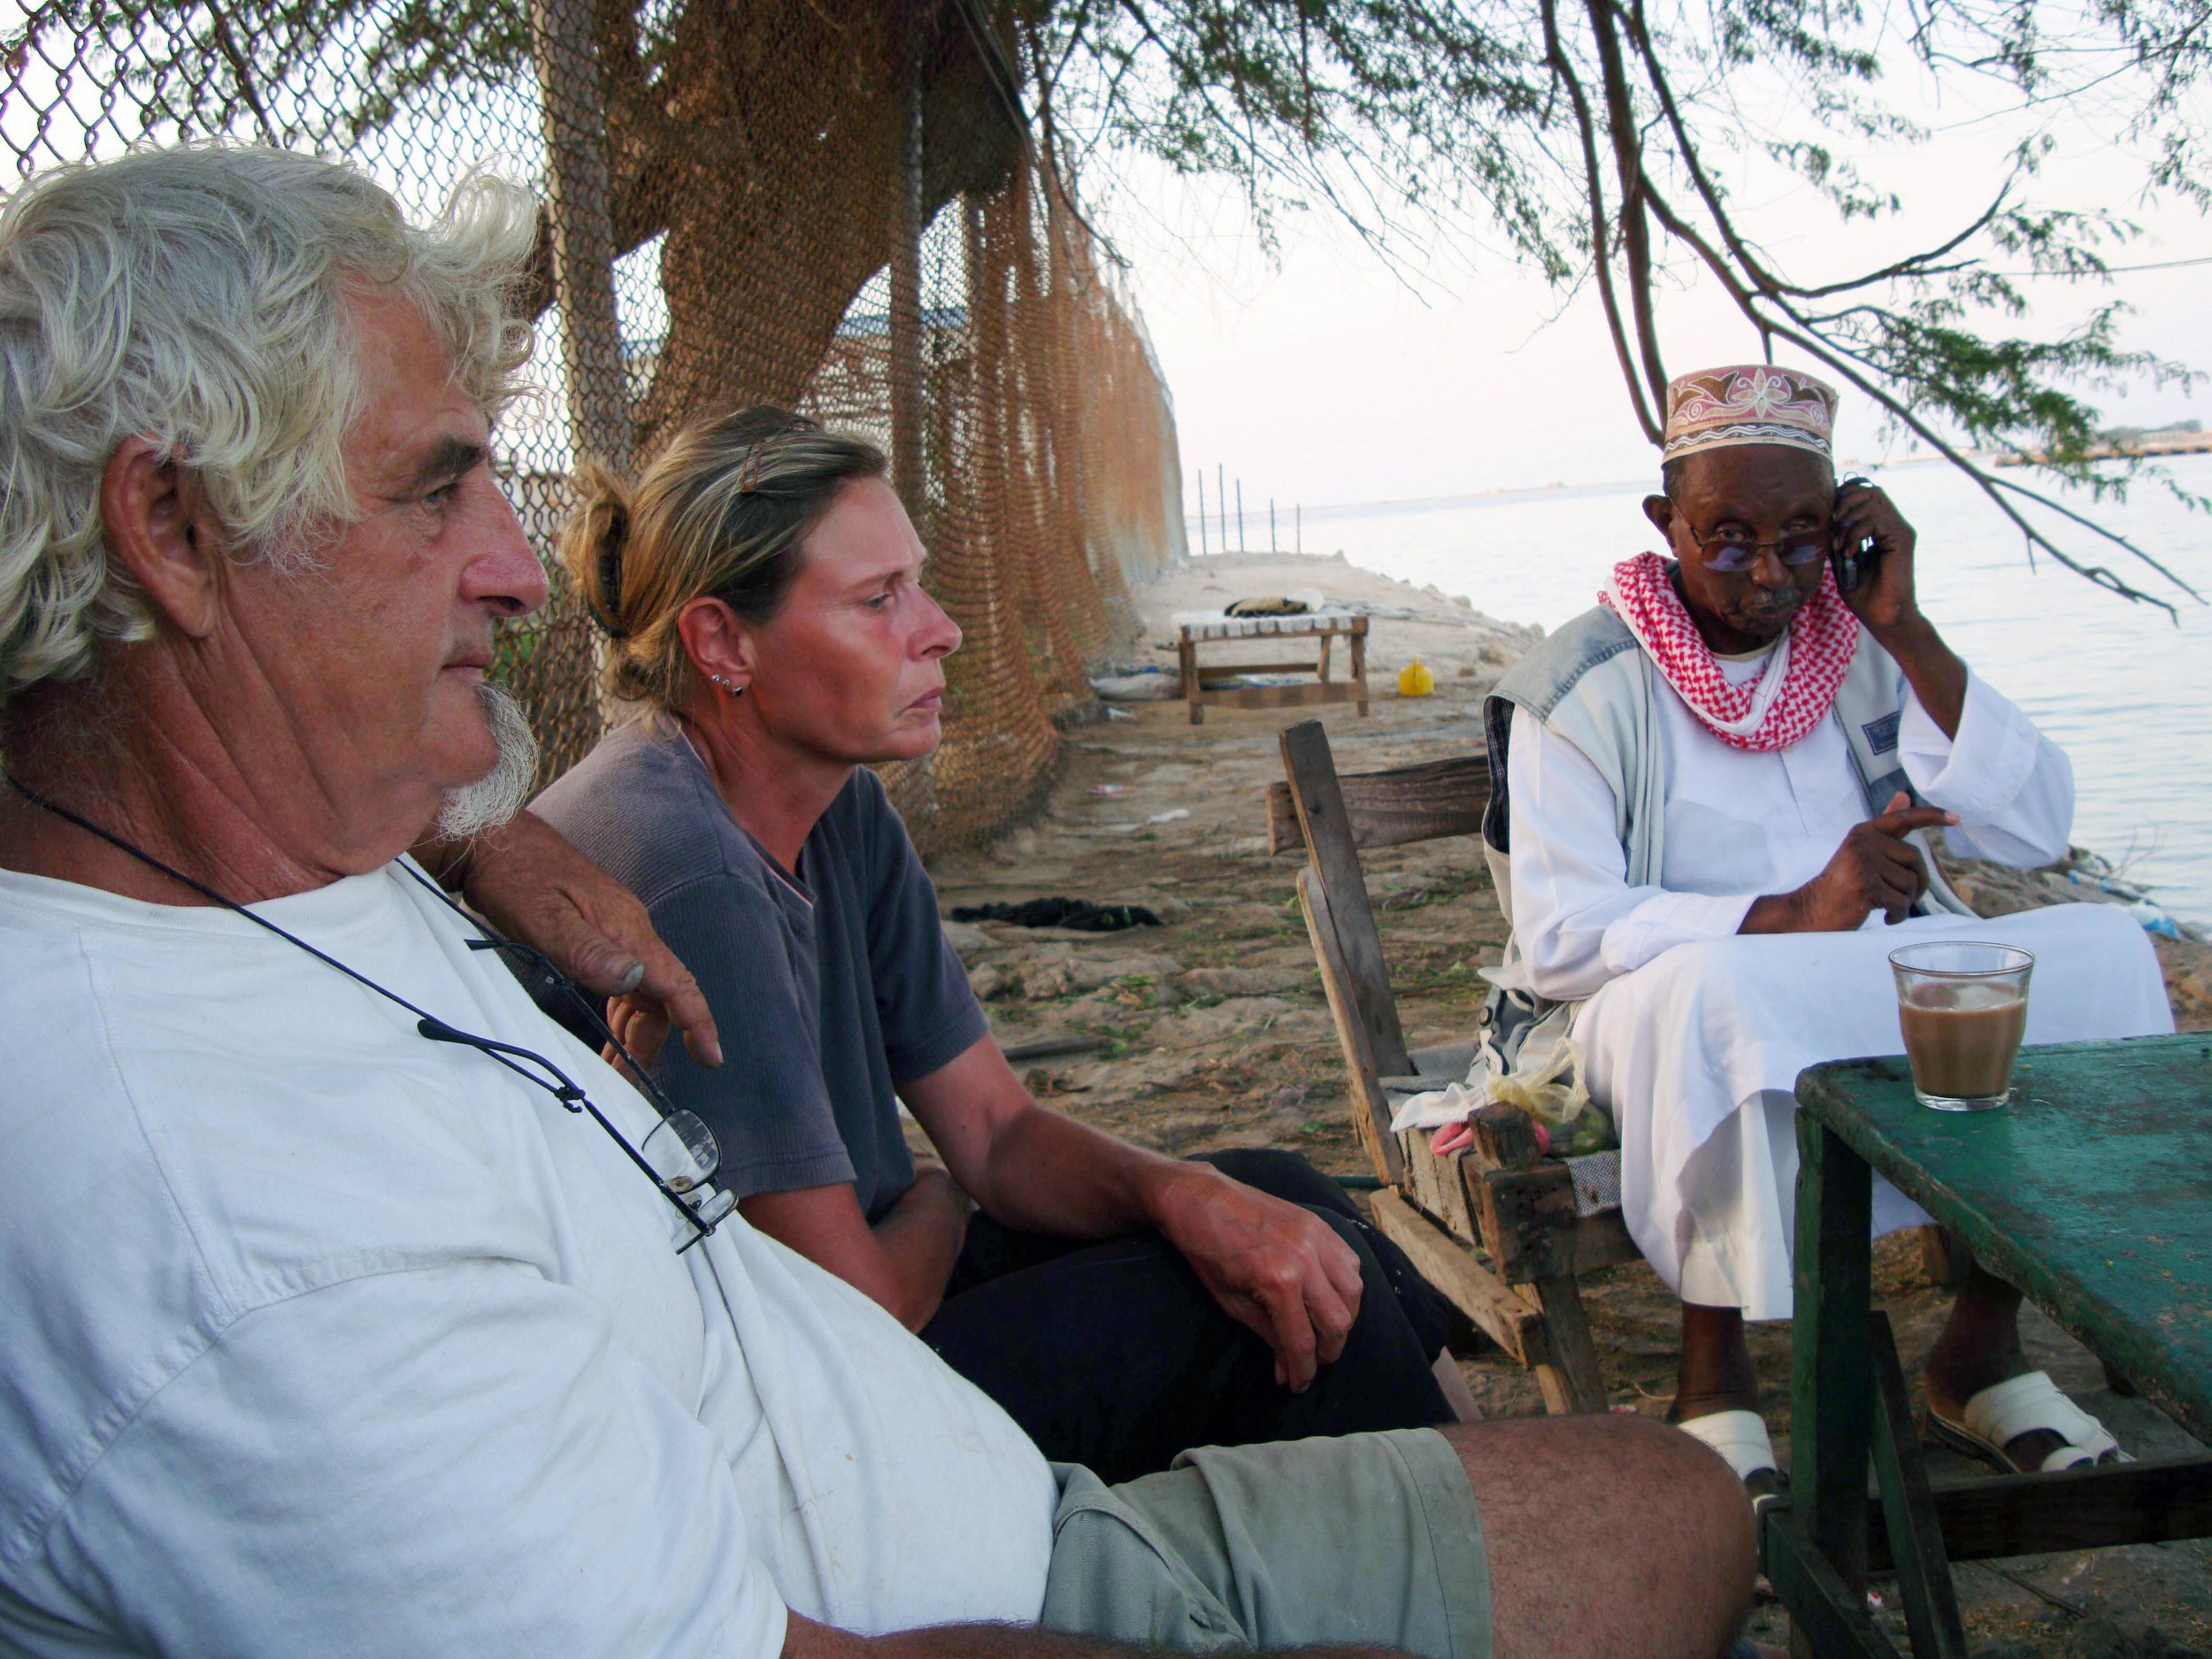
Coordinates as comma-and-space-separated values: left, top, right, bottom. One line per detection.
1397, 657, 1435, 697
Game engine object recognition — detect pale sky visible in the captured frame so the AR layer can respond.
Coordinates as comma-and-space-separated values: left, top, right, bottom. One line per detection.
1094, 61, 2212, 515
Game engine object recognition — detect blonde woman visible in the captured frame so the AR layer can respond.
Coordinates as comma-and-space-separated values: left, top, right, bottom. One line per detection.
534, 404, 1468, 1480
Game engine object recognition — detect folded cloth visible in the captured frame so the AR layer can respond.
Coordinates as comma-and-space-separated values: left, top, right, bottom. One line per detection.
949, 898, 1163, 933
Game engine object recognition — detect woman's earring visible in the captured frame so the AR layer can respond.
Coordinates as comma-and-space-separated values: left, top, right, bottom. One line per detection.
710, 674, 746, 698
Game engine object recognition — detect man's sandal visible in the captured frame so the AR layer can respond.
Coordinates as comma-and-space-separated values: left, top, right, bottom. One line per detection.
1927, 1371, 2131, 1473
1675, 1409, 1783, 1509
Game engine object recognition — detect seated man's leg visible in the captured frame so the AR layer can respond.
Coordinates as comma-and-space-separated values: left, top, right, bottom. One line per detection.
1041, 1417, 1755, 1659
924, 1208, 1452, 1483
1580, 904, 2170, 1479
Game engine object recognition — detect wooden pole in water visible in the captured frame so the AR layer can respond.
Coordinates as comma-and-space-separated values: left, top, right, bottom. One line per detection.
1236, 479, 1246, 552
1296, 503, 1302, 553
1196, 471, 1208, 555
1270, 499, 1277, 554
1217, 464, 1226, 552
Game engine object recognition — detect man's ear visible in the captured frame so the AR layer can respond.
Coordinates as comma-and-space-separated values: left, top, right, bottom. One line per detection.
99, 438, 228, 639
1640, 493, 1676, 541
676, 595, 757, 695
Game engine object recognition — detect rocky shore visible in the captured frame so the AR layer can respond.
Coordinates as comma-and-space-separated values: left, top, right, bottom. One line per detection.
923, 552, 2210, 1656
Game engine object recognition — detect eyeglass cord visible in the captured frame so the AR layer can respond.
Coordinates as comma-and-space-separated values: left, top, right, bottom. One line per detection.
4, 772, 726, 1249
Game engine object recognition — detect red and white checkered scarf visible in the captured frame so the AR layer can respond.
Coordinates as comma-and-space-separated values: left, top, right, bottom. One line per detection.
1599, 551, 1859, 752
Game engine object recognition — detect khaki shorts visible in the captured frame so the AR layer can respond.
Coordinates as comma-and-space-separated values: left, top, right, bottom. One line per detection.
1039, 1428, 1489, 1658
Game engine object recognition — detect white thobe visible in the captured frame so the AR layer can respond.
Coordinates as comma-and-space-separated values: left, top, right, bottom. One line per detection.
1507, 650, 2174, 1319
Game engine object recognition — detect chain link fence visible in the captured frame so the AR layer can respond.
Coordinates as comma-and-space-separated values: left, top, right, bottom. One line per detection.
3, 0, 1185, 849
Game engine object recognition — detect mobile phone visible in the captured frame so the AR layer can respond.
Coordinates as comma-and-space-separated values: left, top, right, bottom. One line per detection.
1831, 474, 1879, 591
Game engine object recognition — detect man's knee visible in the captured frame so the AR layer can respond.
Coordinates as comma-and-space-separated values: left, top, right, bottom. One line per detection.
1641, 1416, 1759, 1565
1592, 1414, 1755, 1564
1444, 1414, 1755, 1657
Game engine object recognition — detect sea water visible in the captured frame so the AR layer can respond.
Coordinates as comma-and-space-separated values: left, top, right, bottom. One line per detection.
1256, 454, 2212, 926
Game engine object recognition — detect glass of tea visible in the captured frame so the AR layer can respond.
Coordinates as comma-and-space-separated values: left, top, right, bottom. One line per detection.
1889, 941, 2034, 1111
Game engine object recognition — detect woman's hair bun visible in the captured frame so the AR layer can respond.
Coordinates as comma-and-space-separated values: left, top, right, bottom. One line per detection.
562, 461, 636, 639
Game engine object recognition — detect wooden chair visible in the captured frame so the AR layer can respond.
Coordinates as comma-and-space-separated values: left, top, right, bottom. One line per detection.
1268, 718, 1642, 1415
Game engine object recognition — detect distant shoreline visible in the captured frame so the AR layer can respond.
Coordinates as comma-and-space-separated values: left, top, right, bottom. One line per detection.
1187, 451, 1970, 527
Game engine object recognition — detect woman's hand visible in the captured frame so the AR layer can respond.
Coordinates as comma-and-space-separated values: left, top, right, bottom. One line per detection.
1146, 1164, 1367, 1392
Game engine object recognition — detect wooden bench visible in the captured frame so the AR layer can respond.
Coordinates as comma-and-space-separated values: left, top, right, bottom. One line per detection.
1177, 610, 1369, 726
1269, 718, 1640, 1414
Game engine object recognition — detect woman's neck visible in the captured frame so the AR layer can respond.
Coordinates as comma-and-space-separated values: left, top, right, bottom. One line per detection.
672, 698, 850, 876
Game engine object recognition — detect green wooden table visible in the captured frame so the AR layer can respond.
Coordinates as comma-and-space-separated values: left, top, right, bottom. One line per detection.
1771, 1035, 2212, 1658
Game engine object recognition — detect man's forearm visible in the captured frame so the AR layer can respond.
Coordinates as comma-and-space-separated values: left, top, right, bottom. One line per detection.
406, 827, 476, 888
1739, 892, 1806, 934
1873, 615, 1967, 740
970, 1105, 1188, 1240
872, 1169, 971, 1330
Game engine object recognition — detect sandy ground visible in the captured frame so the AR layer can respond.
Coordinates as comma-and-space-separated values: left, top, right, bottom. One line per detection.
926, 552, 2212, 1658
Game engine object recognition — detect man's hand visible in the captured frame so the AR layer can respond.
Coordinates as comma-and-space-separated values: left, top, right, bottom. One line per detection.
1832, 478, 1921, 635
1744, 792, 1959, 933
1145, 1164, 1366, 1391
417, 810, 722, 1069
1834, 477, 1971, 738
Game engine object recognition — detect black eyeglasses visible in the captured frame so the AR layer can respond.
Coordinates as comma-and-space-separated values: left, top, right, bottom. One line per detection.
451, 933, 734, 1251
1686, 526, 1831, 572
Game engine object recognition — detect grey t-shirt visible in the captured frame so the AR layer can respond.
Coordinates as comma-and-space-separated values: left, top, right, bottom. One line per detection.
532, 714, 988, 1221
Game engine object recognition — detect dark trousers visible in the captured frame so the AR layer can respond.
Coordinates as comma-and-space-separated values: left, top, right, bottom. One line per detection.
919, 1148, 1455, 1483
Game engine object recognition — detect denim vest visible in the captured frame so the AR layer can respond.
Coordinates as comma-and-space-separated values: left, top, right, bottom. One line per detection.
1473, 604, 1970, 1082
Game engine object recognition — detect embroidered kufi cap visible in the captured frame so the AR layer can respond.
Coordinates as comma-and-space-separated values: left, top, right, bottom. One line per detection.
1662, 364, 1838, 461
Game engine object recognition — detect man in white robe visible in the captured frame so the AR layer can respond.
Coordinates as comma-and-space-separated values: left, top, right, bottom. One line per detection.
1480, 363, 2173, 1498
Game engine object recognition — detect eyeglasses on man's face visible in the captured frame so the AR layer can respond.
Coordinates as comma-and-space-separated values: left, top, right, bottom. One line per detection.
1684, 524, 1832, 573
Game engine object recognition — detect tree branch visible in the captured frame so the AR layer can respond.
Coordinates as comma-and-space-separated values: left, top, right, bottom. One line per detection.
1586, 0, 1670, 411
1542, 0, 1663, 443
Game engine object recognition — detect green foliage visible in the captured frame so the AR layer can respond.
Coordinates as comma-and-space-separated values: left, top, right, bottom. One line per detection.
1029, 0, 2212, 608
35, 0, 2208, 604
490, 619, 541, 683
36, 0, 530, 149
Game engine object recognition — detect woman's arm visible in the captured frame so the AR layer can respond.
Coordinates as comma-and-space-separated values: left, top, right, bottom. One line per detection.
740, 1169, 970, 1332
900, 1040, 1365, 1392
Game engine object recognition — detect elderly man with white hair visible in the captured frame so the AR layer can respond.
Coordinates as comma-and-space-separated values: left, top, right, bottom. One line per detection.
0, 144, 1754, 1659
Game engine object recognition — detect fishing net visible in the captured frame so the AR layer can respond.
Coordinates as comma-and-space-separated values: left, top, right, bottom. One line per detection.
3, 0, 1185, 849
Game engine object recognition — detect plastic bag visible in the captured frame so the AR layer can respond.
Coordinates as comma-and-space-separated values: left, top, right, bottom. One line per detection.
1388, 1033, 1617, 1157
1486, 1035, 1616, 1156
1397, 657, 1435, 697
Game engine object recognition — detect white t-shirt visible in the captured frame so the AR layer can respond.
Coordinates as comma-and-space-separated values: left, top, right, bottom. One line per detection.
0, 861, 1058, 1657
